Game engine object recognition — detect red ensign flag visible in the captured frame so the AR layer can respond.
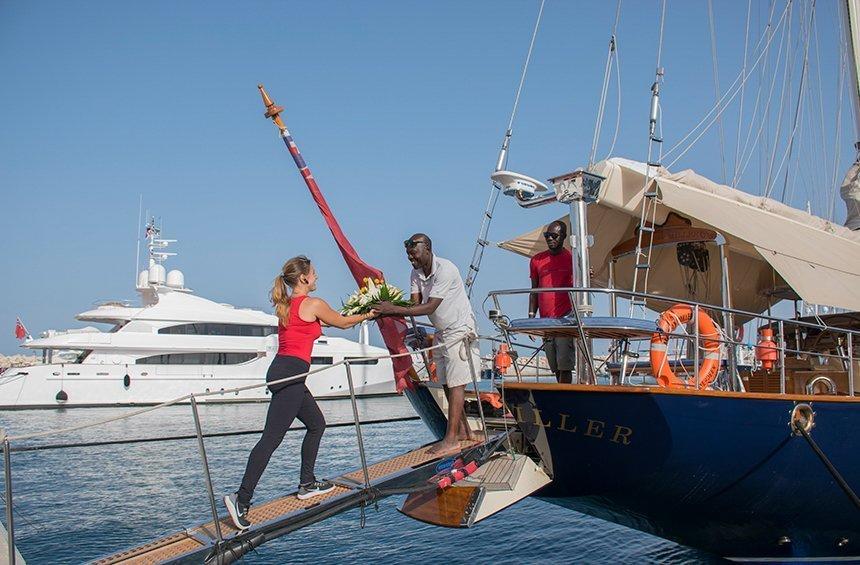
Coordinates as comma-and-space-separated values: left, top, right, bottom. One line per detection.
260, 86, 415, 391
14, 317, 27, 340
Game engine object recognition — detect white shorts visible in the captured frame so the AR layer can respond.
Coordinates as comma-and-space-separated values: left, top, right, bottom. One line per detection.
432, 328, 481, 388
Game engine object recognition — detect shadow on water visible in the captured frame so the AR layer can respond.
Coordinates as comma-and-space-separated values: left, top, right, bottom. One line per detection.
0, 398, 721, 564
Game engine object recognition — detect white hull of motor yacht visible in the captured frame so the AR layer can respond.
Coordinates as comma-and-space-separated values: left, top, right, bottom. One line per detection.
0, 355, 396, 408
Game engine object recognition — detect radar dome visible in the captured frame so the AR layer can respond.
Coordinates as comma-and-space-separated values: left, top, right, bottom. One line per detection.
148, 264, 166, 285
166, 270, 185, 289
137, 270, 149, 288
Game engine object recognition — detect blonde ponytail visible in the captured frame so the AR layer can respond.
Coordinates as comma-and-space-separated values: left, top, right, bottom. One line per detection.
271, 255, 312, 326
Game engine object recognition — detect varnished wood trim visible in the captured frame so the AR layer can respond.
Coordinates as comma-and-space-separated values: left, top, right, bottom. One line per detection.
501, 382, 860, 403
400, 486, 480, 528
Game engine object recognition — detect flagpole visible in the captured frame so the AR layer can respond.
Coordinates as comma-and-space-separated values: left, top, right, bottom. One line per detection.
257, 84, 415, 391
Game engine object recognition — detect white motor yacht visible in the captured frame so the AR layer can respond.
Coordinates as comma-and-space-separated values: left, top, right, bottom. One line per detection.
0, 220, 395, 408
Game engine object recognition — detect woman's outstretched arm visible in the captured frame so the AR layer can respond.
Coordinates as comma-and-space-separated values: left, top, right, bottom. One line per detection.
305, 297, 376, 329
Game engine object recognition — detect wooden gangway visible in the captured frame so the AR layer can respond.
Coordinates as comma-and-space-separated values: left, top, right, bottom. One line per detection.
93, 439, 494, 565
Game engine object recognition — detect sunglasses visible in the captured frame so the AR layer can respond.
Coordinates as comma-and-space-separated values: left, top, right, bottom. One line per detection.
404, 239, 426, 249
543, 232, 562, 239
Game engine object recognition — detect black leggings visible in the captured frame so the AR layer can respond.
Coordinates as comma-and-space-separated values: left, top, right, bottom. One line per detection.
237, 355, 326, 505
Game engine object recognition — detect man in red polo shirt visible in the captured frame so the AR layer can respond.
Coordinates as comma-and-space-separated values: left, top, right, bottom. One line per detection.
529, 220, 575, 383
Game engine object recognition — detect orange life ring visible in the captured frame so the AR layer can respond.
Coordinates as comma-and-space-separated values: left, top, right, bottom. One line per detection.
650, 304, 722, 388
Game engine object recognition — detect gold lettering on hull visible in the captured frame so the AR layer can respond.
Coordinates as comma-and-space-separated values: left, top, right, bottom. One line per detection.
611, 425, 633, 445
514, 407, 633, 446
584, 419, 605, 439
558, 413, 577, 433
533, 409, 552, 428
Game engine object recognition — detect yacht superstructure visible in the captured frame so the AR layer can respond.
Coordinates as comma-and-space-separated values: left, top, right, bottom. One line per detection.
0, 220, 395, 408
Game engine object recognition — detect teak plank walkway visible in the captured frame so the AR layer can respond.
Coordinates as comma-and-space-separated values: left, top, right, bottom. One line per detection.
93, 440, 481, 565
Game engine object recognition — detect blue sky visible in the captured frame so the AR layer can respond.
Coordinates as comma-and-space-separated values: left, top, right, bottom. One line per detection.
1, 1, 854, 353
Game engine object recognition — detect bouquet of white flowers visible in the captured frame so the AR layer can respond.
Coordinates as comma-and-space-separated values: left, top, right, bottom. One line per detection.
340, 277, 413, 315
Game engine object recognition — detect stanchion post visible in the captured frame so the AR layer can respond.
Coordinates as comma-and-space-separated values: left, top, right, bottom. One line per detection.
848, 332, 855, 397
190, 396, 224, 562
693, 305, 701, 390
409, 316, 433, 379
2, 432, 15, 565
465, 336, 490, 444
344, 362, 371, 489
778, 321, 786, 395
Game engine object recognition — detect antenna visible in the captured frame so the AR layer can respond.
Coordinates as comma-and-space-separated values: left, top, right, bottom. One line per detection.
135, 195, 143, 287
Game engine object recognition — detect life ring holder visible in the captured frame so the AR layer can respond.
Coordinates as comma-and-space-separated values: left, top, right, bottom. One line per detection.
650, 304, 722, 389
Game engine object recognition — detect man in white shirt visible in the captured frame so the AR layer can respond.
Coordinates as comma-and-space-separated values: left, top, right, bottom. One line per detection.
374, 233, 479, 455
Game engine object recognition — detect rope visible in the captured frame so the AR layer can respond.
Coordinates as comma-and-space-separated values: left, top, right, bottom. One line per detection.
793, 423, 860, 510
3, 416, 420, 454
6, 335, 469, 442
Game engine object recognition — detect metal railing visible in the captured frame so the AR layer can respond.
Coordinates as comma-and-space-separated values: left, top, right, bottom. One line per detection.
487, 286, 859, 395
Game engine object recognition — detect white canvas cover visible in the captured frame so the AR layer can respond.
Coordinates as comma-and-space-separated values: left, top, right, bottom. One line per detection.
498, 158, 860, 313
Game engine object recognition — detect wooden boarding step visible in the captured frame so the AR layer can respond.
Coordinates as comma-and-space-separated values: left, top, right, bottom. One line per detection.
93, 440, 484, 565
399, 452, 551, 528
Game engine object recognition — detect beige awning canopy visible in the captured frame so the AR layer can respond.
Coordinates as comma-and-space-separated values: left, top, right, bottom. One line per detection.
498, 158, 860, 314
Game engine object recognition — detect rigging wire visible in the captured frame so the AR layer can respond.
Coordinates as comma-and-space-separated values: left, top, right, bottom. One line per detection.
772, 0, 816, 202
811, 9, 830, 210
707, 0, 728, 184
664, 1, 791, 171
662, 0, 791, 164
736, 4, 789, 185
781, 1, 816, 203
763, 0, 796, 198
627, 0, 667, 312
731, 0, 754, 186
464, 0, 545, 296
505, 0, 545, 139
604, 36, 624, 160
588, 0, 623, 169
829, 7, 848, 221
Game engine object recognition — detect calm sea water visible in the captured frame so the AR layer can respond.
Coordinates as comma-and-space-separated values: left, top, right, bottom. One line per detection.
0, 397, 720, 564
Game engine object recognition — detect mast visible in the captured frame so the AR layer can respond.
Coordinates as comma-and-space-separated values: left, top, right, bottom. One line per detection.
840, 0, 860, 229
842, 0, 860, 142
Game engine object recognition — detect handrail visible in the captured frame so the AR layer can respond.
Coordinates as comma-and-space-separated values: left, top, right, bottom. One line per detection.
489, 285, 857, 394
487, 286, 860, 337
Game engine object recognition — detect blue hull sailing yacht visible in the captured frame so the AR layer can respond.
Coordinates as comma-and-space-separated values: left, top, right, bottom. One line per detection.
490, 169, 860, 562
401, 0, 860, 561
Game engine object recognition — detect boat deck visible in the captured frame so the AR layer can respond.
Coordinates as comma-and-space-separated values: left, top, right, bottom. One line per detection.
93, 439, 483, 565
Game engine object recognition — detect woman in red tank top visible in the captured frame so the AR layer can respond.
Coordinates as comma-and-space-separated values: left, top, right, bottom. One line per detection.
225, 256, 376, 529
